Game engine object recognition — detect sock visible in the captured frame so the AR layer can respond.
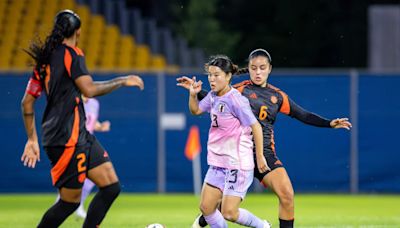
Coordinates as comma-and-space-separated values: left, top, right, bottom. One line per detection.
198, 202, 220, 227
235, 208, 265, 227
81, 179, 96, 204
83, 182, 121, 228
204, 210, 228, 228
37, 199, 80, 228
279, 218, 294, 228
199, 214, 208, 227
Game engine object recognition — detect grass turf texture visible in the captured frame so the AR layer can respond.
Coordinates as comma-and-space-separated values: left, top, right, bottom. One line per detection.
0, 193, 398, 227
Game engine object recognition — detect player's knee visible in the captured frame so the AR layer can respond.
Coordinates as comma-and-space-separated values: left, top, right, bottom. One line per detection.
199, 202, 214, 215
278, 187, 294, 208
60, 190, 82, 203
221, 208, 239, 222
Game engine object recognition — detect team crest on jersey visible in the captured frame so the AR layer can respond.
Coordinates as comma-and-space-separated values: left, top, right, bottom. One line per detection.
271, 95, 278, 104
218, 103, 225, 112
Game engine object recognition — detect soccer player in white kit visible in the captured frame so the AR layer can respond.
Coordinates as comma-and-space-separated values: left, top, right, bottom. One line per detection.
187, 55, 271, 228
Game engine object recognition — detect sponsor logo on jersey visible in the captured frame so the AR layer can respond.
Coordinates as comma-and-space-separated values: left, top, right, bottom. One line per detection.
249, 92, 258, 99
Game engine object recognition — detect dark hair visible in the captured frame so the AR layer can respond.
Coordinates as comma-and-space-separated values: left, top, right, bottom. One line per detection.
232, 49, 272, 75
248, 48, 272, 63
235, 67, 249, 75
205, 55, 239, 75
24, 9, 81, 78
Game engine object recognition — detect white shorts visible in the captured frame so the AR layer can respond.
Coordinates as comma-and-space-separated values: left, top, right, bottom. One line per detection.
204, 166, 254, 199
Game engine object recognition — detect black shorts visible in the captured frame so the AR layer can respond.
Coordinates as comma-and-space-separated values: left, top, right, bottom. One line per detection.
253, 153, 284, 182
45, 135, 110, 189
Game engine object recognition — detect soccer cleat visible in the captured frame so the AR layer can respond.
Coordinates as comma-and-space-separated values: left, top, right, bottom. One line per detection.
75, 204, 87, 219
191, 214, 206, 228
263, 220, 271, 228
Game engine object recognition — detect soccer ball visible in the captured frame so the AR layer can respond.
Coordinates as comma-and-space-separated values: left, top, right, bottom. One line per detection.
145, 223, 165, 228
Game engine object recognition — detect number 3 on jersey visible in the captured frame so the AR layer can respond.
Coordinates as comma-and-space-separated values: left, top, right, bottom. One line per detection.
259, 105, 268, 120
212, 114, 219, 127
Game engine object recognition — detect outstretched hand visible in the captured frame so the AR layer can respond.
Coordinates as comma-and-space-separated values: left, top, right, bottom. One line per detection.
177, 76, 203, 95
188, 76, 203, 96
176, 76, 194, 90
21, 139, 40, 168
330, 118, 352, 130
124, 75, 144, 90
100, 120, 111, 132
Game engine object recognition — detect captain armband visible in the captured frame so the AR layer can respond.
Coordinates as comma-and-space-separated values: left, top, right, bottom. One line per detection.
26, 78, 43, 98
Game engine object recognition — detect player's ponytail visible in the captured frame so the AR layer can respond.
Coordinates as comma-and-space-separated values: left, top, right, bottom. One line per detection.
24, 10, 81, 79
235, 67, 249, 75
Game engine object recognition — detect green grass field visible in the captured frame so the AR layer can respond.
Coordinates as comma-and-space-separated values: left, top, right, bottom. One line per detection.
0, 193, 398, 227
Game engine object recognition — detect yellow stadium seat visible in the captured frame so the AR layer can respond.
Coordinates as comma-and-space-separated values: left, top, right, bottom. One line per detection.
117, 35, 135, 69
59, 0, 75, 10
75, 5, 90, 22
151, 55, 167, 71
135, 45, 151, 71
0, 0, 175, 72
0, 51, 12, 69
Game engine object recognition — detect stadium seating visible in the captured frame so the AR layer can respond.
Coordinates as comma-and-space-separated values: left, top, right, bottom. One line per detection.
0, 0, 170, 72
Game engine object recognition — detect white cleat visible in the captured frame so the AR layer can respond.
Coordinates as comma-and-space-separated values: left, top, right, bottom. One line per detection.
263, 220, 271, 228
75, 204, 87, 219
191, 214, 202, 228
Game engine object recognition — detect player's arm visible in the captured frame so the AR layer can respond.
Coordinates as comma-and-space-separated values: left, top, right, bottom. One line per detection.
21, 84, 41, 168
233, 94, 269, 173
176, 76, 208, 100
94, 120, 111, 132
288, 99, 352, 130
75, 75, 144, 98
288, 99, 331, 127
251, 122, 269, 173
188, 77, 204, 115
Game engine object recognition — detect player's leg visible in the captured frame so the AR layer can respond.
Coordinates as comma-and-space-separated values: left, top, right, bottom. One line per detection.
199, 166, 227, 227
83, 138, 120, 228
37, 187, 82, 228
221, 195, 269, 228
76, 179, 96, 218
200, 184, 226, 227
222, 169, 270, 228
262, 167, 294, 228
37, 146, 85, 227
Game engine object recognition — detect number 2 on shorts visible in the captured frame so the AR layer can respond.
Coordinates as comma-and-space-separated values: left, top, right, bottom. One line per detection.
77, 153, 87, 173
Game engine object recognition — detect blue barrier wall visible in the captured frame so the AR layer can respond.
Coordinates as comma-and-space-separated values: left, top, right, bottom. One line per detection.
0, 72, 398, 193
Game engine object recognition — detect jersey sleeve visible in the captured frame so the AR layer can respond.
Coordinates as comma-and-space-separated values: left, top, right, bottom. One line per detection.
276, 88, 331, 127
277, 90, 291, 115
288, 98, 332, 127
198, 91, 212, 113
231, 94, 257, 127
65, 47, 89, 80
70, 54, 89, 80
25, 69, 43, 98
